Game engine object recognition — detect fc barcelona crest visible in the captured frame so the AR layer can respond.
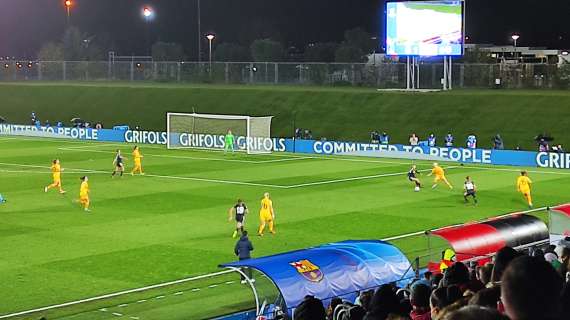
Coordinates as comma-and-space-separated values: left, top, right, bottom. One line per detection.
290, 259, 324, 282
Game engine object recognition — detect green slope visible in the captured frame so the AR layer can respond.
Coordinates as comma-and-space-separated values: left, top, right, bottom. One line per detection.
1, 83, 570, 150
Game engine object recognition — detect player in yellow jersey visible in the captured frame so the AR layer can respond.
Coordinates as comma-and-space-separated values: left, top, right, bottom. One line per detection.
130, 146, 144, 175
258, 192, 275, 236
427, 162, 453, 189
78, 176, 90, 212
516, 171, 533, 208
44, 159, 66, 194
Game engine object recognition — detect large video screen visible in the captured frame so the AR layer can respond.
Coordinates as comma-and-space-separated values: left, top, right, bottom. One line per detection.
386, 1, 464, 56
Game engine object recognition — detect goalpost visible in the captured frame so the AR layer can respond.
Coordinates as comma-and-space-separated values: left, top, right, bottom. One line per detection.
166, 112, 274, 154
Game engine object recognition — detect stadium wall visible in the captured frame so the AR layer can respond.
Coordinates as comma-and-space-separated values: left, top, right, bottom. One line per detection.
2, 124, 570, 169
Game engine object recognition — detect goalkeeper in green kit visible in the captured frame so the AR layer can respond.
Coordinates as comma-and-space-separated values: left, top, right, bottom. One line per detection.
224, 129, 235, 153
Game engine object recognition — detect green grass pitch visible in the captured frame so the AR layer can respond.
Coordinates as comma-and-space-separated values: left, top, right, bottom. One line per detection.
1, 136, 569, 319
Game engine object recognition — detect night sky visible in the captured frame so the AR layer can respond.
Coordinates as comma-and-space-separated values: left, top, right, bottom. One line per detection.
0, 0, 568, 59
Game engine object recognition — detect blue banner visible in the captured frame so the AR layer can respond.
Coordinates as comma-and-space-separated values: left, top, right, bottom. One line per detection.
2, 124, 569, 169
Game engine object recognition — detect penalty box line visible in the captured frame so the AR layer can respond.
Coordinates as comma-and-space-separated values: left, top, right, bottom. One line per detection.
0, 162, 288, 189
57, 147, 314, 164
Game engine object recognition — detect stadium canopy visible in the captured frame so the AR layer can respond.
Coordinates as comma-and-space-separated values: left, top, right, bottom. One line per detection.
549, 204, 570, 243
220, 240, 414, 316
427, 214, 549, 268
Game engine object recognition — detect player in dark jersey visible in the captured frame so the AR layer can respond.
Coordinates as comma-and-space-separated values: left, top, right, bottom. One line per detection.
464, 176, 477, 204
112, 149, 127, 178
408, 164, 422, 191
229, 199, 249, 238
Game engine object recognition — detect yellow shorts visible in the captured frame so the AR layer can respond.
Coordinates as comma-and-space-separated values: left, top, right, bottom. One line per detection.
80, 196, 89, 204
260, 212, 272, 222
434, 175, 446, 182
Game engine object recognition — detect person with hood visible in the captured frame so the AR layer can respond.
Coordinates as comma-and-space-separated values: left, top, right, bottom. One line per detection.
493, 134, 504, 150
364, 284, 403, 320
234, 230, 254, 284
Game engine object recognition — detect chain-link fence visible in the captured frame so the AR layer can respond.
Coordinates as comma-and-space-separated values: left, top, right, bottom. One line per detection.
1, 60, 569, 89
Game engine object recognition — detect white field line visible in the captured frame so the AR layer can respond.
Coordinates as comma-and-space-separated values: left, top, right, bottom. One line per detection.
0, 162, 288, 189
459, 165, 570, 176
58, 147, 314, 164
0, 169, 98, 175
382, 206, 549, 242
283, 167, 456, 189
0, 270, 234, 319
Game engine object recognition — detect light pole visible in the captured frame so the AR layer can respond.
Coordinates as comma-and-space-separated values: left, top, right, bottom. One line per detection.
142, 7, 154, 55
64, 0, 73, 25
197, 0, 202, 62
511, 34, 520, 61
206, 34, 215, 75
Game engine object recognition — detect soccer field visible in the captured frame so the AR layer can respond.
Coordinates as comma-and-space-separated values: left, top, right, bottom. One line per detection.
1, 136, 569, 319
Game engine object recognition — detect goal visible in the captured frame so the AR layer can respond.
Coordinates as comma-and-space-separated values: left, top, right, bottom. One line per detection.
166, 112, 274, 154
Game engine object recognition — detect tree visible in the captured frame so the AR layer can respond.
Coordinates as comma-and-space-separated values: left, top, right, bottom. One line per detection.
37, 42, 64, 61
461, 48, 496, 63
250, 39, 284, 62
62, 27, 87, 61
304, 43, 338, 62
333, 27, 376, 63
151, 42, 184, 61
335, 45, 365, 63
344, 28, 376, 55
214, 43, 250, 62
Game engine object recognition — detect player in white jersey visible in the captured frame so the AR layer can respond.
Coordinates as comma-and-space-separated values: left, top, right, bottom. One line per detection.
463, 176, 477, 204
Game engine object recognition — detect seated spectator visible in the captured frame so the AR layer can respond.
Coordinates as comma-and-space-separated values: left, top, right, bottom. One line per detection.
327, 297, 343, 320
467, 286, 500, 309
466, 134, 477, 149
444, 133, 454, 147
370, 130, 380, 143
413, 271, 433, 289
44, 120, 51, 127
95, 122, 103, 129
493, 134, 504, 150
476, 263, 493, 286
489, 246, 520, 286
355, 289, 374, 311
427, 134, 436, 147
294, 295, 326, 320
430, 286, 462, 320
538, 138, 550, 152
551, 144, 564, 153
410, 284, 431, 320
433, 296, 469, 320
380, 132, 390, 145
501, 256, 563, 320
442, 305, 508, 320
432, 273, 444, 289
410, 133, 419, 146
556, 246, 569, 283
56, 121, 63, 128
442, 262, 483, 293
364, 284, 402, 320
295, 128, 303, 139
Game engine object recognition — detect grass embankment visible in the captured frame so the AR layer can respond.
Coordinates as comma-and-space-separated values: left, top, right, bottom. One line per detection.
1, 82, 570, 150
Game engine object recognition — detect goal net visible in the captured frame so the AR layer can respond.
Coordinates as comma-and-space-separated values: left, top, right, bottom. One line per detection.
166, 113, 274, 154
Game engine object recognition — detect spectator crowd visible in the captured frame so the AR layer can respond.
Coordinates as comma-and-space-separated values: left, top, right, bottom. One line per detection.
291, 241, 570, 320
369, 131, 565, 153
